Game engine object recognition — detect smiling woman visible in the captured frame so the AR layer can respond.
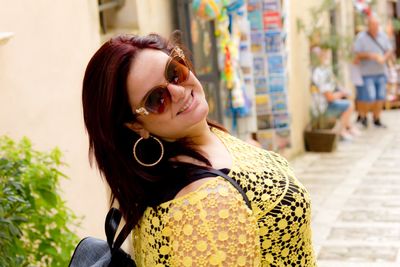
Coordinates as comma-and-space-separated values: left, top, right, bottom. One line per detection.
81, 33, 316, 266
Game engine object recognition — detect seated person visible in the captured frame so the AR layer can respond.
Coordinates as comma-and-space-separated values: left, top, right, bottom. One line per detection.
311, 47, 360, 141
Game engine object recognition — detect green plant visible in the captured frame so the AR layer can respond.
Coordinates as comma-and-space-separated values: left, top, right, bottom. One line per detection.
309, 85, 336, 130
296, 0, 353, 130
0, 136, 80, 267
296, 0, 353, 68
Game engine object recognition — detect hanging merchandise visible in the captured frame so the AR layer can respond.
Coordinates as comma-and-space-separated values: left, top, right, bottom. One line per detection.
226, 0, 245, 13
221, 4, 253, 131
353, 0, 372, 16
192, 0, 223, 21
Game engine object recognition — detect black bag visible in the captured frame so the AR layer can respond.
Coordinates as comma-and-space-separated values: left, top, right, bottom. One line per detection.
69, 208, 136, 267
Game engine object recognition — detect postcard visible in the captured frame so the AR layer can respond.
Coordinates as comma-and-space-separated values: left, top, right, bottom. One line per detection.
267, 54, 284, 74
250, 31, 264, 53
263, 11, 282, 29
275, 128, 291, 150
256, 130, 275, 151
257, 114, 274, 129
254, 77, 268, 95
273, 113, 290, 129
263, 0, 280, 11
248, 10, 263, 31
268, 75, 286, 93
248, 0, 262, 12
270, 93, 288, 112
265, 30, 282, 53
253, 56, 265, 76
255, 94, 271, 115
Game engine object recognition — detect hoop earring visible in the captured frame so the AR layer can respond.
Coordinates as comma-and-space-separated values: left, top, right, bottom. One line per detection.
133, 136, 164, 167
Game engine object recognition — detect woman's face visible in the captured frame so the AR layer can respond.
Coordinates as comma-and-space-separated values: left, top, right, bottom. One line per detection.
126, 48, 209, 140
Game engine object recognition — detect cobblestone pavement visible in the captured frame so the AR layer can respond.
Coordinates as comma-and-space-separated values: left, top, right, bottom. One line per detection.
290, 110, 400, 267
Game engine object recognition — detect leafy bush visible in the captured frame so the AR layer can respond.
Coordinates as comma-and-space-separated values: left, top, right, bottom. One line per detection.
0, 136, 80, 267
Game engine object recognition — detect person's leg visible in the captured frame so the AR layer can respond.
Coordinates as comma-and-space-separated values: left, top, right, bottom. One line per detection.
340, 101, 353, 129
357, 101, 369, 116
358, 76, 378, 128
326, 100, 353, 140
372, 74, 387, 127
355, 86, 362, 122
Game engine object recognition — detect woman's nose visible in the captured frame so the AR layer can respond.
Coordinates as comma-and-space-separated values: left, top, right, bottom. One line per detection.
167, 83, 185, 102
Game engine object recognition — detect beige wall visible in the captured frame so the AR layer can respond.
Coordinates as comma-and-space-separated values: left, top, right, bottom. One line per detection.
0, 0, 177, 241
283, 0, 317, 158
336, 0, 355, 92
0, 0, 108, 239
101, 0, 175, 46
107, 0, 139, 29
136, 0, 175, 36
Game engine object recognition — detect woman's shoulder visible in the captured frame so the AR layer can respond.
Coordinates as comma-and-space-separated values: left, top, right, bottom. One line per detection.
173, 177, 215, 199
157, 176, 248, 210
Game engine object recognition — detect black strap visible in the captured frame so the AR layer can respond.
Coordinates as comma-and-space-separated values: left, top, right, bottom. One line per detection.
105, 208, 122, 250
189, 168, 251, 210
104, 208, 133, 254
367, 32, 387, 53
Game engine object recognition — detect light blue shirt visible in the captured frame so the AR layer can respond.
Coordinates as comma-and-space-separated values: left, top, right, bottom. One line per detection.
354, 30, 392, 76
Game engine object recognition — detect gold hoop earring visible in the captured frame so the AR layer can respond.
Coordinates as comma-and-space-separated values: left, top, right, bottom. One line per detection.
133, 136, 164, 167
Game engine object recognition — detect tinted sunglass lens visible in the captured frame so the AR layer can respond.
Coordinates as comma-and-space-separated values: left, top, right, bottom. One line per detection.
145, 87, 170, 113
166, 57, 189, 84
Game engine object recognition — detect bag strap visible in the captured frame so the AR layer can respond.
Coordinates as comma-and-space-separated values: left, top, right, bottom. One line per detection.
104, 207, 133, 254
367, 32, 386, 53
188, 168, 251, 210
366, 32, 395, 67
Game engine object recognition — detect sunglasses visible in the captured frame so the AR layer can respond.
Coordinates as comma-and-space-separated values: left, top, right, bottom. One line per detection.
134, 47, 190, 116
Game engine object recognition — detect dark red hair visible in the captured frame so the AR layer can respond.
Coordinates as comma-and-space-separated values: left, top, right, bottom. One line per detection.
82, 33, 225, 226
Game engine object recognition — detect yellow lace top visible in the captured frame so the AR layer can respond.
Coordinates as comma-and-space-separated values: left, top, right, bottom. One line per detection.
132, 128, 316, 266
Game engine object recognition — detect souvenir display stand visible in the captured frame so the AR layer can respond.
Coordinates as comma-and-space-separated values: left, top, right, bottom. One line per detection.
180, 0, 292, 152
248, 0, 291, 151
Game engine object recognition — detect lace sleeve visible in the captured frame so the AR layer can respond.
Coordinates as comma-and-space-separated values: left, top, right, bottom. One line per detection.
167, 178, 260, 266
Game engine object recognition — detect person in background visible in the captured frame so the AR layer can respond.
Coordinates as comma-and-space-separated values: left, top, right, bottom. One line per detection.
312, 46, 360, 141
353, 15, 393, 128
81, 33, 316, 266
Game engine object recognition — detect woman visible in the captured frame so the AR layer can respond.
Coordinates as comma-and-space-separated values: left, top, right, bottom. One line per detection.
82, 33, 315, 266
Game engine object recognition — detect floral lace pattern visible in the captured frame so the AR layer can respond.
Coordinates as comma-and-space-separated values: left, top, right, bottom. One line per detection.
132, 129, 315, 266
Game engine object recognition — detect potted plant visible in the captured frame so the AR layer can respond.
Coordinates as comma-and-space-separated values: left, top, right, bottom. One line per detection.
297, 0, 353, 152
304, 84, 339, 152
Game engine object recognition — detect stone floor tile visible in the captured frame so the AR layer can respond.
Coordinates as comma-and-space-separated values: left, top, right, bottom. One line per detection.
289, 110, 400, 265
346, 197, 400, 209
338, 210, 400, 223
327, 227, 400, 242
318, 246, 398, 262
353, 186, 400, 196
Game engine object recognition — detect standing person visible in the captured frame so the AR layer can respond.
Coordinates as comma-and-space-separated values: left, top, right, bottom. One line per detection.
353, 15, 393, 128
82, 33, 316, 266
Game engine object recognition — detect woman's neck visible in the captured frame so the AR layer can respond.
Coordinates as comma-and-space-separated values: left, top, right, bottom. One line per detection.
187, 121, 216, 147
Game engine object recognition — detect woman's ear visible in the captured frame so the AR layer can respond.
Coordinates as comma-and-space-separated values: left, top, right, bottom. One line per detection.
124, 122, 150, 139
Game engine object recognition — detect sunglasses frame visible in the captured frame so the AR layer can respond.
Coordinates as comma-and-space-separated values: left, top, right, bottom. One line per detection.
134, 47, 190, 116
